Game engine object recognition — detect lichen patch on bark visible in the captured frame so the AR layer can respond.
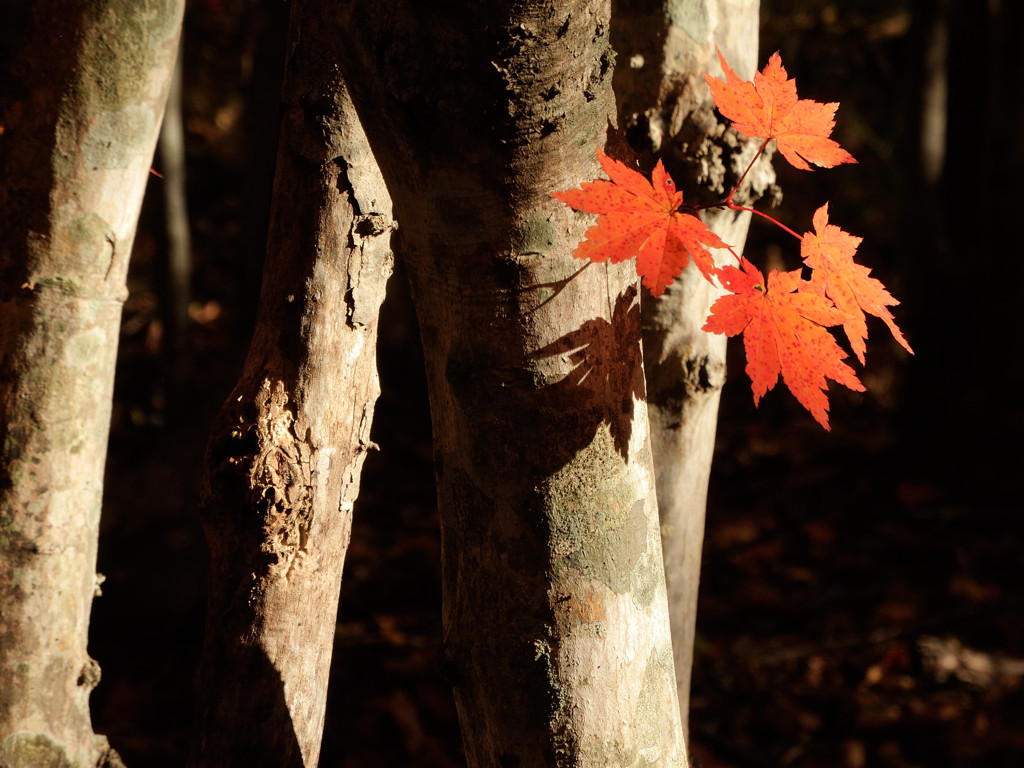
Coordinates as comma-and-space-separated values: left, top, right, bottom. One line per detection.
546, 424, 651, 596
626, 645, 680, 765
511, 212, 559, 257
0, 732, 73, 768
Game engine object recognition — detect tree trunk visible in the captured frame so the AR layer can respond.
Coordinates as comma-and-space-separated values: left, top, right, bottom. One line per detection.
156, 37, 192, 405
188, 2, 394, 765
337, 2, 686, 765
611, 0, 770, 736
0, 1, 183, 765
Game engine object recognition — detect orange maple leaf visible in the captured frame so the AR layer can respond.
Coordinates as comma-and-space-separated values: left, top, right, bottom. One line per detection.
801, 205, 913, 364
702, 259, 864, 430
552, 149, 728, 296
704, 48, 856, 171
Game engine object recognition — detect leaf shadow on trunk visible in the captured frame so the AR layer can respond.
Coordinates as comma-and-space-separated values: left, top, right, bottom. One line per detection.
528, 286, 646, 463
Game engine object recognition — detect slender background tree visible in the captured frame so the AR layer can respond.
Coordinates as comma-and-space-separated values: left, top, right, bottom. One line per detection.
610, 0, 773, 735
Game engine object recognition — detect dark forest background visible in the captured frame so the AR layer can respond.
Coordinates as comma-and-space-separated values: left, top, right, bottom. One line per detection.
86, 1, 1023, 766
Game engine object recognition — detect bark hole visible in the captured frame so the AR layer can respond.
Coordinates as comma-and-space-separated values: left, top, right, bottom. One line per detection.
76, 657, 101, 689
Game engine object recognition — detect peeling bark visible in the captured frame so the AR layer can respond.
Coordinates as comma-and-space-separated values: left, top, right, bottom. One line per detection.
337, 2, 686, 765
0, 1, 183, 765
611, 0, 773, 736
188, 2, 394, 765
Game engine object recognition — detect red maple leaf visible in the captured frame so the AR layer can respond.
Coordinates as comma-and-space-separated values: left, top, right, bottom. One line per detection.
704, 48, 856, 171
702, 259, 864, 430
801, 205, 913, 364
551, 149, 728, 296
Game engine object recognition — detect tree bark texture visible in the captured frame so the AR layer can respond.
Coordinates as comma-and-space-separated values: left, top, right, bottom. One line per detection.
610, 0, 771, 735
0, 2, 183, 765
188, 3, 394, 766
337, 2, 686, 765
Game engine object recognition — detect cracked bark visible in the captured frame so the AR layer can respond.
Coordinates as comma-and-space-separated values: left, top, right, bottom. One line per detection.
611, 0, 774, 737
0, 1, 183, 765
188, 2, 394, 765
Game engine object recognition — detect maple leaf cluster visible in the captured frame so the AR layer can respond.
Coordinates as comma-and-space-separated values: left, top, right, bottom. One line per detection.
551, 149, 726, 295
552, 48, 912, 430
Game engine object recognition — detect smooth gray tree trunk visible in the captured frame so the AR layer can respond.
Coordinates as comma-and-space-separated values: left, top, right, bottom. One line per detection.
337, 1, 687, 765
0, 1, 183, 765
